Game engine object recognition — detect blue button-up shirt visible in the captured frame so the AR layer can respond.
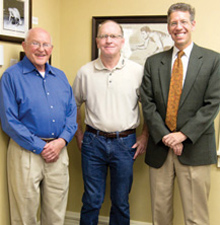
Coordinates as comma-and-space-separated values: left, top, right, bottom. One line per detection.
0, 56, 77, 154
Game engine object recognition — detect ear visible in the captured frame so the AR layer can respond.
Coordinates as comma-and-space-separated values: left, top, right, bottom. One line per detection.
22, 41, 26, 51
121, 37, 125, 49
167, 24, 171, 35
122, 37, 125, 44
96, 37, 100, 49
191, 20, 196, 31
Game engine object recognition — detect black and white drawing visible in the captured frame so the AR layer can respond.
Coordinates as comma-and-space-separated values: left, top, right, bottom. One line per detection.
122, 24, 173, 65
4, 0, 25, 33
0, 0, 31, 43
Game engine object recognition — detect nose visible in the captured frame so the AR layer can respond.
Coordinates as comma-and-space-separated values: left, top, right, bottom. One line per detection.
106, 36, 112, 42
176, 22, 183, 29
38, 44, 45, 50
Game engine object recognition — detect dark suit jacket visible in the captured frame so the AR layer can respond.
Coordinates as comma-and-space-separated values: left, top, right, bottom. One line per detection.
140, 44, 220, 168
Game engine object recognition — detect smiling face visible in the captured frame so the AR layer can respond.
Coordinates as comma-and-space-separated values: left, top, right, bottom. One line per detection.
22, 28, 53, 72
96, 21, 124, 60
168, 11, 196, 50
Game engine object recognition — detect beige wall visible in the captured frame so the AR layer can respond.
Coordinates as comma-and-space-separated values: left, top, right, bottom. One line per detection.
0, 0, 220, 224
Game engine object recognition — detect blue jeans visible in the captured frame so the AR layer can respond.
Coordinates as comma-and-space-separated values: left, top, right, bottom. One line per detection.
80, 130, 136, 225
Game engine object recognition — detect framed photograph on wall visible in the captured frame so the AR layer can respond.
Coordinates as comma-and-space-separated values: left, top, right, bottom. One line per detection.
0, 0, 32, 43
92, 16, 174, 66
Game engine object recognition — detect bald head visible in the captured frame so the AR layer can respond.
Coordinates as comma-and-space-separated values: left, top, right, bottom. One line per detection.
25, 27, 52, 44
22, 27, 53, 72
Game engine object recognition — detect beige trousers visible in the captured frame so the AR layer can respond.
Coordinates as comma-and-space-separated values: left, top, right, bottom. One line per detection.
7, 139, 69, 225
149, 149, 210, 225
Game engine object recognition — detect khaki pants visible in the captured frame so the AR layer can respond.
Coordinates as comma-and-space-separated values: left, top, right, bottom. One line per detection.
7, 139, 69, 225
149, 149, 210, 225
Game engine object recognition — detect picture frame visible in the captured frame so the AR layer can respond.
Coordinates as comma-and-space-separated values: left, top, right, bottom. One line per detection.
92, 16, 173, 66
0, 0, 32, 43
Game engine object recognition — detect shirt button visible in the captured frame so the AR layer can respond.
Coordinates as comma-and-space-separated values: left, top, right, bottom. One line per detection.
47, 92, 50, 95
52, 133, 54, 136
33, 150, 36, 153
50, 106, 53, 109
52, 119, 55, 122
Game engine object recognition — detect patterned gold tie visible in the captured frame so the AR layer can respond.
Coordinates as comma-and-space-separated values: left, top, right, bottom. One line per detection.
165, 50, 184, 131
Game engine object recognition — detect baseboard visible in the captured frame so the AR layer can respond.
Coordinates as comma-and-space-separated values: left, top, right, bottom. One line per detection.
64, 211, 79, 225
65, 211, 152, 225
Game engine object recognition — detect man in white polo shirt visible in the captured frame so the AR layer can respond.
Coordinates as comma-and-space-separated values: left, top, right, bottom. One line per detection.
72, 20, 148, 225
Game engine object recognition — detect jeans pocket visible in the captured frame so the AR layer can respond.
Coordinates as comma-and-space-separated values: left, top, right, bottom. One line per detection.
82, 131, 96, 146
118, 133, 136, 157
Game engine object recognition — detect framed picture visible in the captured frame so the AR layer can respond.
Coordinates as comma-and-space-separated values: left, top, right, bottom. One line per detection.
92, 16, 174, 66
0, 0, 32, 43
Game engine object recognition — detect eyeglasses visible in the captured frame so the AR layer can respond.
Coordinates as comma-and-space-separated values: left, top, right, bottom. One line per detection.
97, 34, 123, 39
169, 20, 190, 27
28, 41, 53, 49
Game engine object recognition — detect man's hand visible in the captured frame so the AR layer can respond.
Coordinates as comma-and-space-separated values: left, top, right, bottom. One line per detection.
132, 123, 149, 159
172, 143, 184, 156
41, 138, 66, 163
75, 107, 84, 151
162, 132, 187, 149
162, 132, 187, 156
132, 134, 148, 159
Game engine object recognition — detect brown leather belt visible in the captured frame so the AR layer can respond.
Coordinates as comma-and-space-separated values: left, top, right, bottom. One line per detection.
86, 126, 135, 138
41, 138, 56, 143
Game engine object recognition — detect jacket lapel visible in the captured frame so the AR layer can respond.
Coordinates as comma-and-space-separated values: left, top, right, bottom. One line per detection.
179, 44, 203, 108
159, 49, 173, 107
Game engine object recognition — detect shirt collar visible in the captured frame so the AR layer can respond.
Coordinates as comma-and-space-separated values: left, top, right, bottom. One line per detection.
172, 42, 194, 58
21, 56, 56, 76
94, 55, 126, 71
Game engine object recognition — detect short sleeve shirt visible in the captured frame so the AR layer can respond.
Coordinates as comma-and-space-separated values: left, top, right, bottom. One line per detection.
73, 56, 144, 132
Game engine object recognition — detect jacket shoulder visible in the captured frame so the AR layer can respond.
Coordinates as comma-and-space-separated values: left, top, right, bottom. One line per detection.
192, 44, 220, 59
147, 49, 172, 62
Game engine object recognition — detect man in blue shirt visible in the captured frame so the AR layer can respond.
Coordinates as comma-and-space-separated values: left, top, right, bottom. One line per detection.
0, 27, 77, 225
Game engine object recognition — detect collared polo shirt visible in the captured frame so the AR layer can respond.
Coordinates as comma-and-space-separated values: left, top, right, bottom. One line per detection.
73, 56, 143, 132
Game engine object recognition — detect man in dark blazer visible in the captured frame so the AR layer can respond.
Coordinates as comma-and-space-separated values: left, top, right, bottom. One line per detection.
140, 2, 220, 225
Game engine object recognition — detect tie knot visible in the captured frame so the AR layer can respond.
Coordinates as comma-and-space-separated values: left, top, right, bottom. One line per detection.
178, 50, 184, 58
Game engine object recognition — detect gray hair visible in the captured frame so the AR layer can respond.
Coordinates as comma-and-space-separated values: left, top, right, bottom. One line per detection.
97, 20, 124, 37
167, 3, 195, 24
